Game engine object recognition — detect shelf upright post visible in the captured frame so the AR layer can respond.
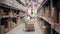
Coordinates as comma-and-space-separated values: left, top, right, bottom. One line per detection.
0, 15, 1, 26
10, 10, 13, 29
0, 15, 1, 34
16, 10, 17, 24
50, 0, 53, 34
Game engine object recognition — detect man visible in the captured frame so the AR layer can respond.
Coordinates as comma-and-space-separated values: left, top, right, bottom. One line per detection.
24, 15, 30, 24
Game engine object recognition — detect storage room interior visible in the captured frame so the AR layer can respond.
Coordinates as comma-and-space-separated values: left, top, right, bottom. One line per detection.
0, 0, 60, 34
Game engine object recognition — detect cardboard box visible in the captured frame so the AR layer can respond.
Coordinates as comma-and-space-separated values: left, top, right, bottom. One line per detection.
5, 28, 9, 33
45, 6, 50, 18
7, 21, 11, 30
0, 25, 5, 34
43, 26, 48, 34
10, 21, 16, 29
25, 23, 34, 30
0, 8, 4, 16
4, 23, 10, 33
52, 7, 57, 23
4, 21, 11, 33
9, 11, 14, 17
17, 17, 22, 24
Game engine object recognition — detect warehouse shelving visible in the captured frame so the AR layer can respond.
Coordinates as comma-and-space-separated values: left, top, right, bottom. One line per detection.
0, 0, 27, 34
37, 15, 60, 34
0, 3, 27, 12
0, 0, 27, 12
37, 0, 60, 34
38, 0, 48, 10
16, 0, 25, 6
0, 7, 27, 34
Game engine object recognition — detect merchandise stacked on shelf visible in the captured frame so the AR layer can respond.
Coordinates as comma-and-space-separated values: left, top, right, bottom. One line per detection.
0, 25, 5, 34
37, 0, 60, 34
0, 0, 27, 12
0, 0, 27, 34
0, 6, 27, 34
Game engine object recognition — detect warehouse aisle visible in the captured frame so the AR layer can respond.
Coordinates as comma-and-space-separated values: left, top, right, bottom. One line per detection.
6, 18, 42, 34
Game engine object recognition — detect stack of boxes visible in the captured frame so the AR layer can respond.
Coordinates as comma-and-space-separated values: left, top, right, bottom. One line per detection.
0, 25, 5, 34
0, 7, 27, 34
25, 21, 34, 31
52, 7, 58, 23
45, 6, 50, 18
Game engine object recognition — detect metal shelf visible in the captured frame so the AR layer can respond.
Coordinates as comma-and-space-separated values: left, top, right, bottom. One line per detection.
37, 15, 60, 34
37, 15, 52, 24
16, 0, 25, 6
0, 3, 19, 10
38, 0, 48, 10
0, 2, 27, 13
1, 15, 19, 18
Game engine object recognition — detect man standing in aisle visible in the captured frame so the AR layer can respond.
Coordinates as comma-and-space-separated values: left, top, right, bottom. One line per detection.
24, 15, 30, 24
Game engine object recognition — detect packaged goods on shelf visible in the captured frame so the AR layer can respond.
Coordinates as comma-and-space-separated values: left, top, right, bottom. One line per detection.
0, 25, 5, 34
9, 10, 14, 17
43, 26, 48, 34
45, 6, 50, 18
1, 18, 8, 28
10, 21, 16, 29
17, 17, 21, 24
1, 18, 11, 33
0, 8, 4, 16
37, 0, 60, 34
12, 18, 17, 24
40, 7, 45, 15
39, 20, 44, 31
4, 9, 10, 15
52, 7, 58, 23
5, 19, 11, 32
43, 25, 51, 34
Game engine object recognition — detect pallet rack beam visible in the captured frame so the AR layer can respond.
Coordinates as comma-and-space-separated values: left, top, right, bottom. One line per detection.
0, 3, 27, 13
37, 0, 60, 34
0, 0, 28, 13
38, 0, 48, 11
0, 3, 21, 10
37, 15, 60, 34
16, 0, 25, 6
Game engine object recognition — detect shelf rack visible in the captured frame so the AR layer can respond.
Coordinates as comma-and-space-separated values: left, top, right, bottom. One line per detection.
0, 3, 18, 10
0, 0, 27, 34
16, 0, 25, 6
37, 0, 60, 34
0, 3, 27, 13
38, 0, 48, 11
37, 15, 60, 34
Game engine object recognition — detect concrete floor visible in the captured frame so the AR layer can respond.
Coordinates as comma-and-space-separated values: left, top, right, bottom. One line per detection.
6, 18, 42, 34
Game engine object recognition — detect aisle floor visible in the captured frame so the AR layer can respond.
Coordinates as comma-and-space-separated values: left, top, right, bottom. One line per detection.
6, 19, 42, 34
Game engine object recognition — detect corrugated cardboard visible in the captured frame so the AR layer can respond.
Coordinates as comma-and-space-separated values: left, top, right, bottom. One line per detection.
52, 7, 57, 23
7, 21, 11, 30
25, 23, 34, 30
0, 25, 5, 34
0, 8, 4, 16
45, 6, 50, 18
10, 21, 16, 29
43, 26, 48, 34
